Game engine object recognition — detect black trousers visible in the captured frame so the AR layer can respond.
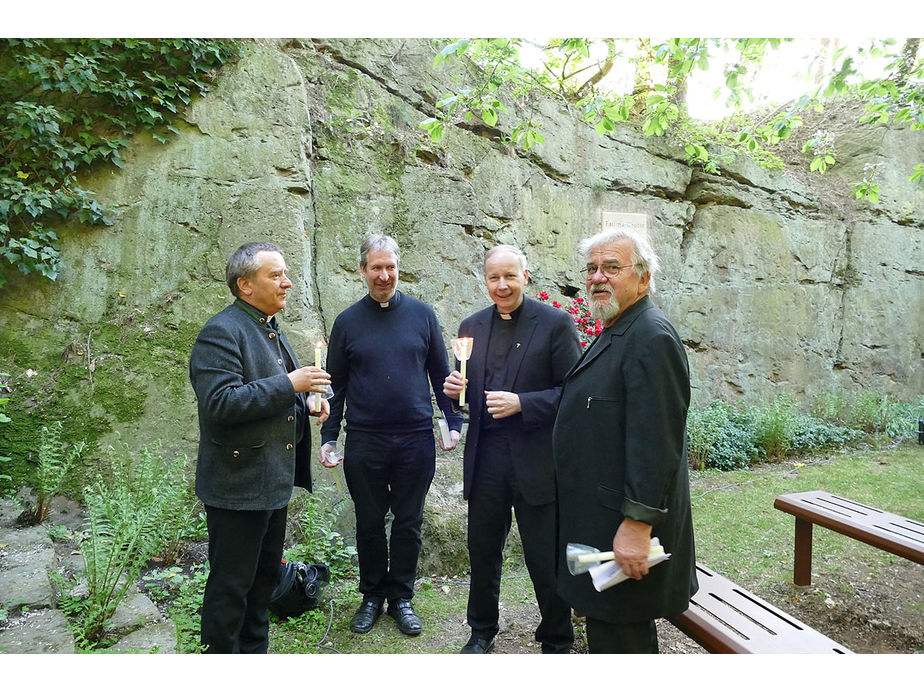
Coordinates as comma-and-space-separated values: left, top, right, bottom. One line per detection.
201, 504, 287, 654
585, 617, 659, 654
343, 429, 435, 602
466, 431, 573, 652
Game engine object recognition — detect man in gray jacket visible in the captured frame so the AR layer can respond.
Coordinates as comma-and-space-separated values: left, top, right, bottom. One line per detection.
190, 241, 331, 654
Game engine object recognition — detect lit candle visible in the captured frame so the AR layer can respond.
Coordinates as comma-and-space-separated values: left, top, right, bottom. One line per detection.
314, 340, 323, 411
451, 337, 474, 407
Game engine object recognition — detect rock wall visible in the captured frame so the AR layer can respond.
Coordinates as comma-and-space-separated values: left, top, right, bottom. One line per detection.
1, 38, 921, 568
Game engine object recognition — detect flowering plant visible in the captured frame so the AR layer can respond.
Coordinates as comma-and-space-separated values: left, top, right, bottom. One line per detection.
535, 292, 602, 349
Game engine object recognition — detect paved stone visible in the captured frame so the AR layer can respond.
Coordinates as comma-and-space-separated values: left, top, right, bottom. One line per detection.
0, 524, 52, 554
0, 496, 178, 653
0, 608, 75, 653
104, 621, 177, 654
0, 561, 57, 610
108, 585, 163, 637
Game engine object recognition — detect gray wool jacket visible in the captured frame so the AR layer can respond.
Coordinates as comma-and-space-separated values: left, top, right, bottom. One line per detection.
190, 299, 312, 511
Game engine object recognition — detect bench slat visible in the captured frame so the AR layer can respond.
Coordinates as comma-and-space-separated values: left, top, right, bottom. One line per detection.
775, 491, 924, 565
668, 564, 850, 654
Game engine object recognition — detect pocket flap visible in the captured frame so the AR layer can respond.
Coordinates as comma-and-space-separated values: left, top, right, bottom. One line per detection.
596, 484, 624, 511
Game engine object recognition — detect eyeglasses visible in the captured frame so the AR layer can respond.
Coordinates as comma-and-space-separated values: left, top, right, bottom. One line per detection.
582, 262, 635, 279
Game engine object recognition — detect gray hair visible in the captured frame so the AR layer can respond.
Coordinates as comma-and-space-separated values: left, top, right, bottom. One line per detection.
483, 244, 528, 273
360, 234, 400, 267
578, 228, 660, 293
226, 241, 284, 297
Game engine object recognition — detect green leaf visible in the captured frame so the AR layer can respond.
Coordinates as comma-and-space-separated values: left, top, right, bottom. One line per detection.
482, 107, 497, 127
595, 118, 614, 136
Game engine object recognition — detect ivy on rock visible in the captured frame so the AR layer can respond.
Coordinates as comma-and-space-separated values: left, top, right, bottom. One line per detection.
0, 38, 240, 288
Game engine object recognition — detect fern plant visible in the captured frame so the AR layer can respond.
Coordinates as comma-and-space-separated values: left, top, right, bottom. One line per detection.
58, 441, 198, 648
30, 420, 85, 524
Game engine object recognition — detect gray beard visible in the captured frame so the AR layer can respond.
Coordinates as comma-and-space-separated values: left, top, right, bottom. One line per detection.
588, 285, 620, 325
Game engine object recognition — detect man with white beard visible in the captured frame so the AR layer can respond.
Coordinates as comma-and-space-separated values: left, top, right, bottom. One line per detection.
551, 225, 698, 654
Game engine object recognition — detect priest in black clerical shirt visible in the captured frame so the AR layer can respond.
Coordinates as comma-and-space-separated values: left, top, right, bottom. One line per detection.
444, 244, 581, 655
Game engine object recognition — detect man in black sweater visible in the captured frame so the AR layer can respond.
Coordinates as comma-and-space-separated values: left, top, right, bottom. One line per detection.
320, 234, 462, 636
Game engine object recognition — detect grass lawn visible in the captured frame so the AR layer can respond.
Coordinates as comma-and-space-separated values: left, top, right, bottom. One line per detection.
689, 440, 923, 589
267, 440, 923, 654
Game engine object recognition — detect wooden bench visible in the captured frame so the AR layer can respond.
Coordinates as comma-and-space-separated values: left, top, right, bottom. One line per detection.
774, 490, 924, 586
667, 563, 851, 653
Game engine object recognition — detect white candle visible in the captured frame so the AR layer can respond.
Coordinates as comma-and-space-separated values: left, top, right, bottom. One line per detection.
451, 337, 473, 407
314, 341, 323, 411
460, 358, 467, 407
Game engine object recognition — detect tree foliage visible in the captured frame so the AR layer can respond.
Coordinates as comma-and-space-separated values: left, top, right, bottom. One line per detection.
423, 38, 923, 199
0, 38, 239, 288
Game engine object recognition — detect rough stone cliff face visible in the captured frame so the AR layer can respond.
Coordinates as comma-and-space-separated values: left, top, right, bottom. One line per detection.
0, 39, 921, 567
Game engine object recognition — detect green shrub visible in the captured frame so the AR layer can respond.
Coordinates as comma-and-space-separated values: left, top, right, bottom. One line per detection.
688, 395, 872, 471
142, 564, 208, 653
752, 397, 797, 461
687, 400, 759, 471
810, 390, 850, 423
789, 415, 862, 452
285, 493, 357, 579
846, 390, 908, 436
57, 441, 199, 648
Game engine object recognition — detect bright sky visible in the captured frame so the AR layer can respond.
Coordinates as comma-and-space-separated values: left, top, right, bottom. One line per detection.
7, 1, 910, 124
517, 38, 900, 120
4, 1, 910, 41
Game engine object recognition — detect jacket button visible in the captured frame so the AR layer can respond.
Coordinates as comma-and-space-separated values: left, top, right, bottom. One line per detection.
287, 415, 294, 422
277, 359, 283, 365
286, 443, 293, 450
232, 450, 240, 457
269, 332, 276, 339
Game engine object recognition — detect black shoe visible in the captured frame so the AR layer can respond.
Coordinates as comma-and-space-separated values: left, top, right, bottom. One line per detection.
541, 643, 572, 654
386, 599, 422, 636
349, 598, 384, 633
460, 634, 495, 654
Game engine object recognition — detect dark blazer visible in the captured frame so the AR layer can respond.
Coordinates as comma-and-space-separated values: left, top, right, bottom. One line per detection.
190, 299, 311, 511
456, 296, 581, 506
552, 294, 697, 623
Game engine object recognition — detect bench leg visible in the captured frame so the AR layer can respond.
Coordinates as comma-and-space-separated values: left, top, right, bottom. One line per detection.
793, 517, 813, 586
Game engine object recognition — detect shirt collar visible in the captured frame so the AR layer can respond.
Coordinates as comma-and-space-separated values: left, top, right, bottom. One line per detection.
364, 289, 402, 311
234, 298, 275, 326
494, 299, 524, 322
